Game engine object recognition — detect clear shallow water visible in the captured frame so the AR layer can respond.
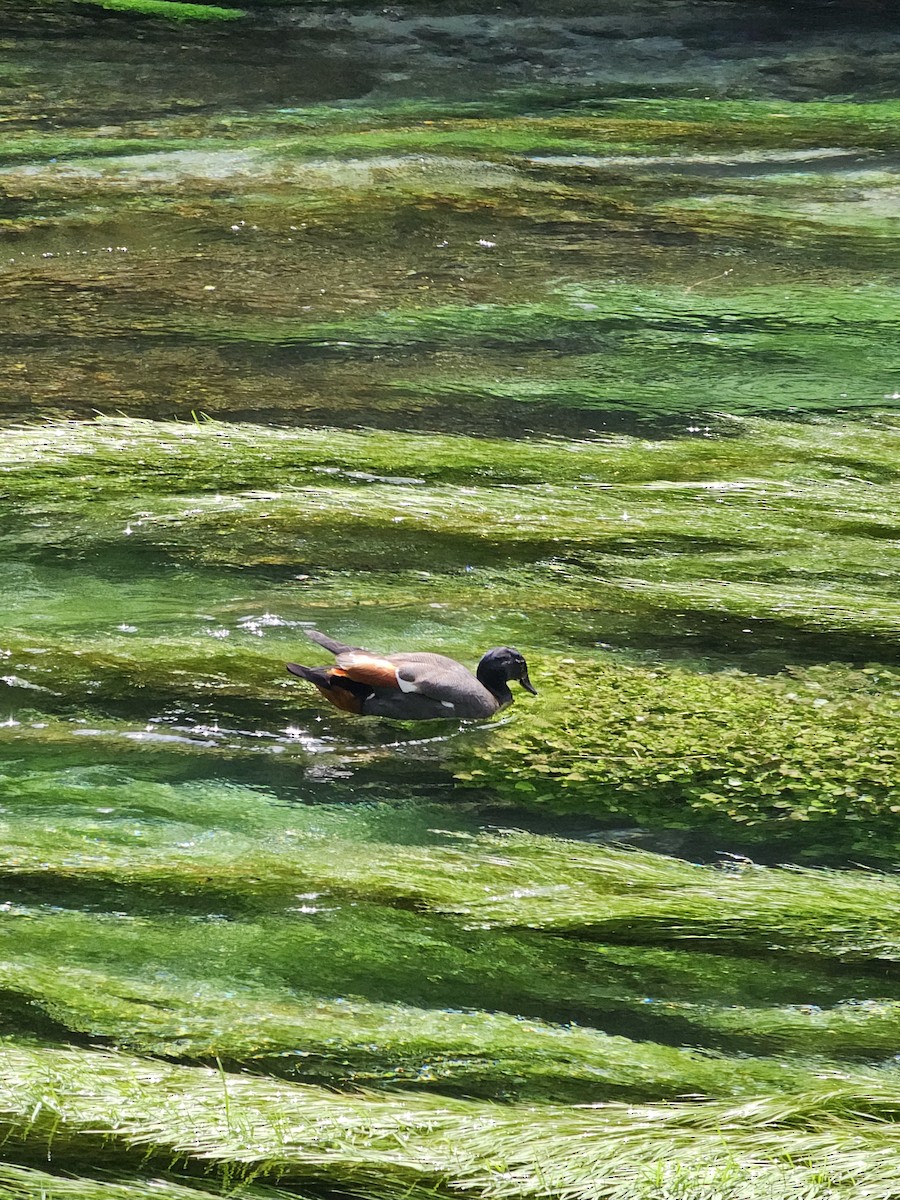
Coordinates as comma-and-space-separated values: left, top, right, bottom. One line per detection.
0, 5, 899, 1199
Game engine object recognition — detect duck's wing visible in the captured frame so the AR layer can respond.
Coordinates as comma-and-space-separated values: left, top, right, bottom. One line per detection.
333, 650, 486, 699
330, 649, 407, 690
391, 653, 499, 717
363, 690, 491, 720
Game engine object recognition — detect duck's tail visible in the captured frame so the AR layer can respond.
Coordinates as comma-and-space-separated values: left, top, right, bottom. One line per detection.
304, 628, 360, 656
286, 662, 330, 683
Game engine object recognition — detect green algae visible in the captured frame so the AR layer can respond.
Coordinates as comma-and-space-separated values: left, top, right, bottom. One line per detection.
0, 136, 228, 168
70, 0, 245, 18
3, 412, 898, 491
662, 999, 900, 1062
8, 96, 900, 173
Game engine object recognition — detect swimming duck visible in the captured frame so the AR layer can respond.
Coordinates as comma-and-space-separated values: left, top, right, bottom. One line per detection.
286, 629, 537, 720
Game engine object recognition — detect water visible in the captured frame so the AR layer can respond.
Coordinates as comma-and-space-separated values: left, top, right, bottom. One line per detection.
0, 4, 899, 1198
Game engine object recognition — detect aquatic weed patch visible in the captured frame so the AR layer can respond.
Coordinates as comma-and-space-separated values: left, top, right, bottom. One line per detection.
70, 0, 245, 20
2, 804, 900, 960
0, 414, 897, 693
0, 951, 844, 1104
9, 283, 885, 426
455, 660, 900, 853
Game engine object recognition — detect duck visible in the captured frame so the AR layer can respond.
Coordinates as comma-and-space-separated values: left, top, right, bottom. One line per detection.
286, 628, 537, 720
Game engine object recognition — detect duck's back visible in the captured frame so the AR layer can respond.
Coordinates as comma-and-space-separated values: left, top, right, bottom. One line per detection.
362, 651, 499, 719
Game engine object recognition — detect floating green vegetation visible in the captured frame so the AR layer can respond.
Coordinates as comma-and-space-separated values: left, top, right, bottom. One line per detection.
456, 662, 900, 853
70, 0, 245, 19
0, 866, 895, 1067
664, 998, 900, 1062
259, 100, 900, 161
1, 633, 895, 846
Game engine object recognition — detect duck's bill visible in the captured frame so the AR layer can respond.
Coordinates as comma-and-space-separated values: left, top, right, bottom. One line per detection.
519, 671, 538, 695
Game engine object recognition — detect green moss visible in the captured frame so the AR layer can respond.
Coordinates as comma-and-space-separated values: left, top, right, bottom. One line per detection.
70, 0, 244, 20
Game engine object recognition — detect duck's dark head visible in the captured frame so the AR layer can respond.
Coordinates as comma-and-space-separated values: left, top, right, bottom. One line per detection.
477, 647, 537, 702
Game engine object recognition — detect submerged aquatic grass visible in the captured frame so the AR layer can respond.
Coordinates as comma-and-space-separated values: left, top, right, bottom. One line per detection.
1, 1041, 900, 1200
0, 1165, 298, 1200
1, 414, 897, 669
3, 889, 898, 1070
5, 9, 900, 1197
0, 949, 848, 1103
2, 806, 900, 961
3, 410, 899, 489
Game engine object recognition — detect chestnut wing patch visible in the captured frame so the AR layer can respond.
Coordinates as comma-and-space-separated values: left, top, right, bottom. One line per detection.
318, 675, 366, 713
333, 653, 401, 690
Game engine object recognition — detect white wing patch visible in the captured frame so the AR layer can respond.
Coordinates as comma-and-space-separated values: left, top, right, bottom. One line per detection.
397, 673, 420, 694
441, 700, 455, 710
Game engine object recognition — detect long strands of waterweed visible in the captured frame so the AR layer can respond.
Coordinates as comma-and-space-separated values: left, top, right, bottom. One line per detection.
4, 897, 895, 1072
0, 1163, 300, 1200
653, 996, 900, 1060
0, 953, 864, 1103
2, 413, 898, 493
2, 1043, 900, 1200
1, 823, 900, 960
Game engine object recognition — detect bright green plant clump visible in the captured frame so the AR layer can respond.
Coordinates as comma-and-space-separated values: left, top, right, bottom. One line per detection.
71, 0, 245, 19
455, 660, 899, 851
